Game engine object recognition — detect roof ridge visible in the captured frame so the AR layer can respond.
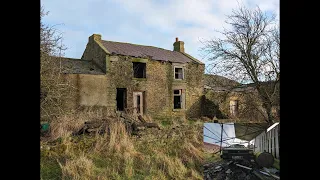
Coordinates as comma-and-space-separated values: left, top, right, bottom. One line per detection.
62, 58, 91, 62
50, 56, 91, 62
101, 40, 178, 53
100, 39, 201, 64
180, 52, 204, 64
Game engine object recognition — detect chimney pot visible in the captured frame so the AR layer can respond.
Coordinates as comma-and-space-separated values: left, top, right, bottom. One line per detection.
176, 37, 178, 42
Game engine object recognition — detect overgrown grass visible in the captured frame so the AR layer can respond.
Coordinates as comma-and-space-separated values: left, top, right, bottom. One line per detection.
203, 151, 222, 164
41, 113, 204, 180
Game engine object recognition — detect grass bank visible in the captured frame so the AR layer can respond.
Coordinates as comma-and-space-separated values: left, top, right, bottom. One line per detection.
40, 113, 204, 180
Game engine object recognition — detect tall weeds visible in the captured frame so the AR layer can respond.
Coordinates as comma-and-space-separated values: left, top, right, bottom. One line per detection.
41, 113, 204, 180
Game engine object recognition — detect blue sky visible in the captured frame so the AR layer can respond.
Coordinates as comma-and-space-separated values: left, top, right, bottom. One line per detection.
41, 0, 279, 67
203, 123, 250, 147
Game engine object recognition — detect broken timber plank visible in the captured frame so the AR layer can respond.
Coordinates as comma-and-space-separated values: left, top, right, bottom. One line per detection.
138, 115, 147, 123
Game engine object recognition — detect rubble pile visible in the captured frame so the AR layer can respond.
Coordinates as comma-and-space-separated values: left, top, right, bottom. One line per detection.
203, 159, 277, 180
72, 114, 160, 136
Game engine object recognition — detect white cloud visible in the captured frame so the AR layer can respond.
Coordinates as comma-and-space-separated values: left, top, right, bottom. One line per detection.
42, 0, 279, 62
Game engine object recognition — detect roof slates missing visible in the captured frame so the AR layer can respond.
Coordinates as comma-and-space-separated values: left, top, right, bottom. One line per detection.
60, 57, 105, 75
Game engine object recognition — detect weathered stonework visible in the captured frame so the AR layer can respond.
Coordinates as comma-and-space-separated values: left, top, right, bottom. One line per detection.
81, 34, 108, 73
185, 63, 205, 119
59, 34, 280, 124
203, 84, 280, 123
61, 34, 205, 122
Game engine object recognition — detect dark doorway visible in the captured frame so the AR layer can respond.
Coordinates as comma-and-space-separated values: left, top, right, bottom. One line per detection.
136, 95, 141, 113
116, 88, 127, 111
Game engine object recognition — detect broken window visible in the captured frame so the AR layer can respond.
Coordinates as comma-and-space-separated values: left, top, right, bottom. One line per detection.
230, 100, 239, 117
133, 62, 146, 78
174, 67, 184, 79
174, 89, 185, 109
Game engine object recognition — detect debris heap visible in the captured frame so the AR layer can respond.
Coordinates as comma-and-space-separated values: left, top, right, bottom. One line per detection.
72, 113, 160, 136
203, 159, 279, 180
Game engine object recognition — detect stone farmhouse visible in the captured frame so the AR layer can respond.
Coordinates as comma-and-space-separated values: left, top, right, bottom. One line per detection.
57, 34, 279, 123
60, 34, 205, 121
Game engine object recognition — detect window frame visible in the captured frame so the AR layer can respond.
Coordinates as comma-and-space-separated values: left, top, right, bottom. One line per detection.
173, 89, 185, 110
174, 66, 184, 80
133, 62, 146, 79
229, 100, 239, 117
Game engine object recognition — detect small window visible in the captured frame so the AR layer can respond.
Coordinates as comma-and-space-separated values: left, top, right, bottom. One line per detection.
174, 67, 184, 80
173, 89, 184, 109
230, 100, 239, 117
272, 106, 280, 118
133, 62, 146, 78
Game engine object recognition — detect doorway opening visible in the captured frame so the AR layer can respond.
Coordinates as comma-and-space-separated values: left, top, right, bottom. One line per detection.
116, 88, 127, 111
133, 91, 144, 115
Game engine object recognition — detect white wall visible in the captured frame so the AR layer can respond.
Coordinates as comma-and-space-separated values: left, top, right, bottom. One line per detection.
252, 123, 280, 159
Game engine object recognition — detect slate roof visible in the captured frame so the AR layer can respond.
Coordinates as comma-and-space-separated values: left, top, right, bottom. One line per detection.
204, 74, 240, 89
204, 75, 279, 102
60, 57, 105, 75
100, 40, 201, 64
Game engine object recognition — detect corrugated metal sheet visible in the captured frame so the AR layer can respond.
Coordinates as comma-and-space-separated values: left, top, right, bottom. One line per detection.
234, 123, 269, 141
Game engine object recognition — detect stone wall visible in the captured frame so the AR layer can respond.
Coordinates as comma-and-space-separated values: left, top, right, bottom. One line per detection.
61, 74, 79, 110
81, 34, 107, 72
106, 55, 204, 121
62, 54, 205, 122
185, 63, 205, 119
203, 88, 279, 123
62, 35, 205, 121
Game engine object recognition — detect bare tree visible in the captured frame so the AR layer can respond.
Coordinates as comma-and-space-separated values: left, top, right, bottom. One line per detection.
201, 5, 279, 125
40, 7, 75, 121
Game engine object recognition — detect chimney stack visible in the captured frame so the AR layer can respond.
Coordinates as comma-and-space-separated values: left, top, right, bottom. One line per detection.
173, 37, 185, 53
89, 34, 101, 43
